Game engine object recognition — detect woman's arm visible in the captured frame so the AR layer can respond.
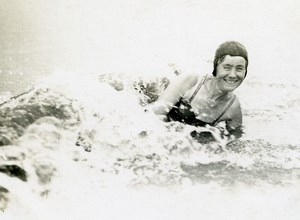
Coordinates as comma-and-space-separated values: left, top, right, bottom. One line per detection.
152, 73, 199, 117
225, 97, 244, 139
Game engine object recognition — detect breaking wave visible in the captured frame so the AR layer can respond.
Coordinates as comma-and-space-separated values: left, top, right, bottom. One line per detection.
1, 71, 300, 219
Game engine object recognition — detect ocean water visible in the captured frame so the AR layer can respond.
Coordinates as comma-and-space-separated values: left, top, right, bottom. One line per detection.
1, 0, 300, 219
0, 72, 300, 220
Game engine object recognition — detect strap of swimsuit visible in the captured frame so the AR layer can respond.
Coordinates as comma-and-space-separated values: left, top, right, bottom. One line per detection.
212, 94, 236, 126
188, 74, 208, 103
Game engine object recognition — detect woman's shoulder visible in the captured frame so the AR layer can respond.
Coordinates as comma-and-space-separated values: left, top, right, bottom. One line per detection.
175, 73, 206, 90
232, 94, 241, 107
227, 93, 242, 116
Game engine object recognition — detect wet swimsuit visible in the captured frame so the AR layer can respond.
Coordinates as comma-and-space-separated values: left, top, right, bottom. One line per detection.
167, 75, 236, 127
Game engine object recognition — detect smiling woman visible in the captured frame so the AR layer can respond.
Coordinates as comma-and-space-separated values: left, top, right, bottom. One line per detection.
152, 41, 248, 143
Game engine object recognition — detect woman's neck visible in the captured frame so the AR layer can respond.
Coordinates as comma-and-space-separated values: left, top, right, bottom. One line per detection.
208, 77, 229, 101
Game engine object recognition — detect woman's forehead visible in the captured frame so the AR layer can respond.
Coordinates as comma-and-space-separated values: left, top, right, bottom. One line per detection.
221, 55, 246, 66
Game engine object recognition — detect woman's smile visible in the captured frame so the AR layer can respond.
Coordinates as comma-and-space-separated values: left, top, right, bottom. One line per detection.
224, 78, 239, 84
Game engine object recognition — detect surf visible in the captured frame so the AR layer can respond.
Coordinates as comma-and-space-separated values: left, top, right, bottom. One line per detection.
1, 71, 300, 219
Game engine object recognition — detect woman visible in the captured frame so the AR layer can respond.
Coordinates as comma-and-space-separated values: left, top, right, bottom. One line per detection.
153, 41, 248, 142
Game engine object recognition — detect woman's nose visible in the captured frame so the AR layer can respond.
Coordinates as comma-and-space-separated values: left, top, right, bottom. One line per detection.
228, 68, 237, 77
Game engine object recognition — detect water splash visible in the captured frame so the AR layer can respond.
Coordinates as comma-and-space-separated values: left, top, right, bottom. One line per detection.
1, 71, 300, 219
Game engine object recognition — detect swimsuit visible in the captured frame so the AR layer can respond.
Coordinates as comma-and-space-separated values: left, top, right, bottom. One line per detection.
167, 75, 236, 127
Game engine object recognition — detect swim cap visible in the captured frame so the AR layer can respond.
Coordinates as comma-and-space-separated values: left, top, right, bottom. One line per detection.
212, 41, 248, 76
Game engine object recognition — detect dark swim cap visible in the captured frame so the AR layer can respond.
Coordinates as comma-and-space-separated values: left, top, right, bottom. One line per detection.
212, 41, 248, 76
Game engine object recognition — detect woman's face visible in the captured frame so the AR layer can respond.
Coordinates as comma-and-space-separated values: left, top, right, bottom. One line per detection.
215, 55, 247, 92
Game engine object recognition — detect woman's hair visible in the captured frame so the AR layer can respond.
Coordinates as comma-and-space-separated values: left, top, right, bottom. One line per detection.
212, 41, 248, 76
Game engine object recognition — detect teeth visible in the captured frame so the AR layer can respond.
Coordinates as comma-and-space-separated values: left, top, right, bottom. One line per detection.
225, 80, 237, 84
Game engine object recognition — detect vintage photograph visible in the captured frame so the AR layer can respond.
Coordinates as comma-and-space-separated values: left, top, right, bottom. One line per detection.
1, 0, 300, 219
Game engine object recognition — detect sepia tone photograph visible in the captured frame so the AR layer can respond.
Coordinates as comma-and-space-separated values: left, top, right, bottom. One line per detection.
1, 0, 300, 219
